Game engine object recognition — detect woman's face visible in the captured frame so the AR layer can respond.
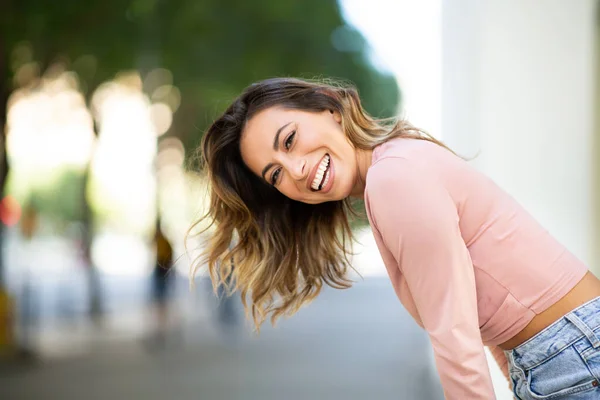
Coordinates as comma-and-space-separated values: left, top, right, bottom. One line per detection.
240, 106, 360, 204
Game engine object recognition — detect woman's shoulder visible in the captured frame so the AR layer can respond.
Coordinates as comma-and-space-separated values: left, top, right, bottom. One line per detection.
364, 139, 462, 228
366, 137, 475, 206
367, 139, 443, 195
370, 137, 460, 176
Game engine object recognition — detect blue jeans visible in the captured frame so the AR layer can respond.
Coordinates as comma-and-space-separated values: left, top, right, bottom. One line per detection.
505, 297, 600, 399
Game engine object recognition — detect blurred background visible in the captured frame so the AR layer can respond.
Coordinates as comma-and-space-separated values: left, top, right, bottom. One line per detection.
0, 1, 597, 399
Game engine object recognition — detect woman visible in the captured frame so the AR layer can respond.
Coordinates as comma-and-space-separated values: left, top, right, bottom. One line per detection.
192, 77, 600, 399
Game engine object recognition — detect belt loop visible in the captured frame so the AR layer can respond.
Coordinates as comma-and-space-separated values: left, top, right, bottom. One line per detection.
565, 313, 600, 348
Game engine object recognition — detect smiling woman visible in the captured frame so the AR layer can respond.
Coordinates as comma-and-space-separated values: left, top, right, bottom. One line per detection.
191, 76, 600, 399
240, 107, 368, 204
192, 77, 440, 324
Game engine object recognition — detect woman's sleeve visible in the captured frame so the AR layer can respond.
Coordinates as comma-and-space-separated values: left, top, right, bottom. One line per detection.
488, 345, 511, 386
365, 157, 496, 399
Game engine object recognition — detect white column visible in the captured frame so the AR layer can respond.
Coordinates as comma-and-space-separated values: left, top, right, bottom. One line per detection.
441, 0, 483, 164
443, 0, 597, 269
593, 6, 600, 274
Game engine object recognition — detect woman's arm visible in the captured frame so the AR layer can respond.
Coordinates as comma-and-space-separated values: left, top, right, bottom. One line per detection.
365, 156, 496, 400
488, 345, 511, 387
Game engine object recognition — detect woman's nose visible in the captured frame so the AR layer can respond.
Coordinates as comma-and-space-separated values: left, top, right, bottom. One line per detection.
289, 157, 307, 181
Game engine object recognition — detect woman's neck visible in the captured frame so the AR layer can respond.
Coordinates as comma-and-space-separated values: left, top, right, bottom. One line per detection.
350, 148, 373, 198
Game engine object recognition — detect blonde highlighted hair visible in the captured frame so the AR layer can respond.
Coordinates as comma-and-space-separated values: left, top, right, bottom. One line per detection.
190, 77, 449, 329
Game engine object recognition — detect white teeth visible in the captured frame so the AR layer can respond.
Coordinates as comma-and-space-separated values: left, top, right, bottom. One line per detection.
311, 154, 330, 190
322, 168, 330, 188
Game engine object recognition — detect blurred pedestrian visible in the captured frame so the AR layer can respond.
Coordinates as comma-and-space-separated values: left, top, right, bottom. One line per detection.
16, 203, 39, 360
192, 77, 600, 399
148, 219, 175, 348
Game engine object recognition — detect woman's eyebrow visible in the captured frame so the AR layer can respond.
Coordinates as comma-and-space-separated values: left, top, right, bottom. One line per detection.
261, 121, 293, 181
261, 162, 274, 181
272, 122, 292, 151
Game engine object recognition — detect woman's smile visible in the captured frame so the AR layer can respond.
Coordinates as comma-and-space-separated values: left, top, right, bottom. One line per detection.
240, 107, 361, 204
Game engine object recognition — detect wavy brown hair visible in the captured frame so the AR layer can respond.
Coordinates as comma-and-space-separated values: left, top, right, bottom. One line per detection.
190, 77, 451, 329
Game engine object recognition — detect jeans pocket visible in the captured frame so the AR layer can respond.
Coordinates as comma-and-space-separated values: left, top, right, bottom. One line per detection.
522, 344, 599, 399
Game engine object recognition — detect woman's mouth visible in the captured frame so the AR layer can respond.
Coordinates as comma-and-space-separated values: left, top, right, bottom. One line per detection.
311, 154, 331, 191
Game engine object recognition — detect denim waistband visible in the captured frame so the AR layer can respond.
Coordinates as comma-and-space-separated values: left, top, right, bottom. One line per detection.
508, 296, 600, 370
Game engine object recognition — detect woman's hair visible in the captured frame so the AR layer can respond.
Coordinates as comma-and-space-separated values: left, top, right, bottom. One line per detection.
189, 77, 450, 329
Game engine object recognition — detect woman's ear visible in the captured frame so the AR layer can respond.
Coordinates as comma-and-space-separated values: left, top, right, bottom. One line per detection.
331, 109, 342, 124
317, 88, 342, 124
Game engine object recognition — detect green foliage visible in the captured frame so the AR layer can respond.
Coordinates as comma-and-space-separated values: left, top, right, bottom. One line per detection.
1, 0, 400, 226
27, 169, 86, 222
2, 0, 400, 153
156, 0, 400, 152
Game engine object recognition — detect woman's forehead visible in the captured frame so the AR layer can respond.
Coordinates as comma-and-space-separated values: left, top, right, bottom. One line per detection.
239, 108, 286, 171
242, 108, 300, 146
246, 107, 293, 130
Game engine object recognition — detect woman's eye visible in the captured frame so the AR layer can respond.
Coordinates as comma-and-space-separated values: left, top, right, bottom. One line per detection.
284, 131, 296, 150
271, 168, 282, 185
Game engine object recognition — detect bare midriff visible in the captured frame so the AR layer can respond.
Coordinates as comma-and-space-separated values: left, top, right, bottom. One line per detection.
499, 272, 600, 350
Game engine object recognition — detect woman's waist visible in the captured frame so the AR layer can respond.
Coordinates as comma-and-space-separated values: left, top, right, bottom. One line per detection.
499, 271, 600, 350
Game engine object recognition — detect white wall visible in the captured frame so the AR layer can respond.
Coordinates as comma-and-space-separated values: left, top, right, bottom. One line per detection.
443, 3, 597, 397
443, 0, 598, 271
594, 5, 600, 281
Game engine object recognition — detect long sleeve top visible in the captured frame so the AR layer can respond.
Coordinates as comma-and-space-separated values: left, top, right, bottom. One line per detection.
364, 137, 588, 399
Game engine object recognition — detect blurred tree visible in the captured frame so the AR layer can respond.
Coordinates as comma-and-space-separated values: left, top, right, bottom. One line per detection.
0, 0, 399, 305
2, 0, 399, 161
157, 0, 400, 152
31, 170, 86, 223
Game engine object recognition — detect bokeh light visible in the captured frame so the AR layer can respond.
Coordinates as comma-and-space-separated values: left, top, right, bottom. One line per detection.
0, 196, 22, 227
6, 69, 96, 203
89, 73, 158, 235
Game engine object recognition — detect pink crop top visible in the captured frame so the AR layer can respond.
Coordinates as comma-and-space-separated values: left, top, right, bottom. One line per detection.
364, 137, 589, 399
